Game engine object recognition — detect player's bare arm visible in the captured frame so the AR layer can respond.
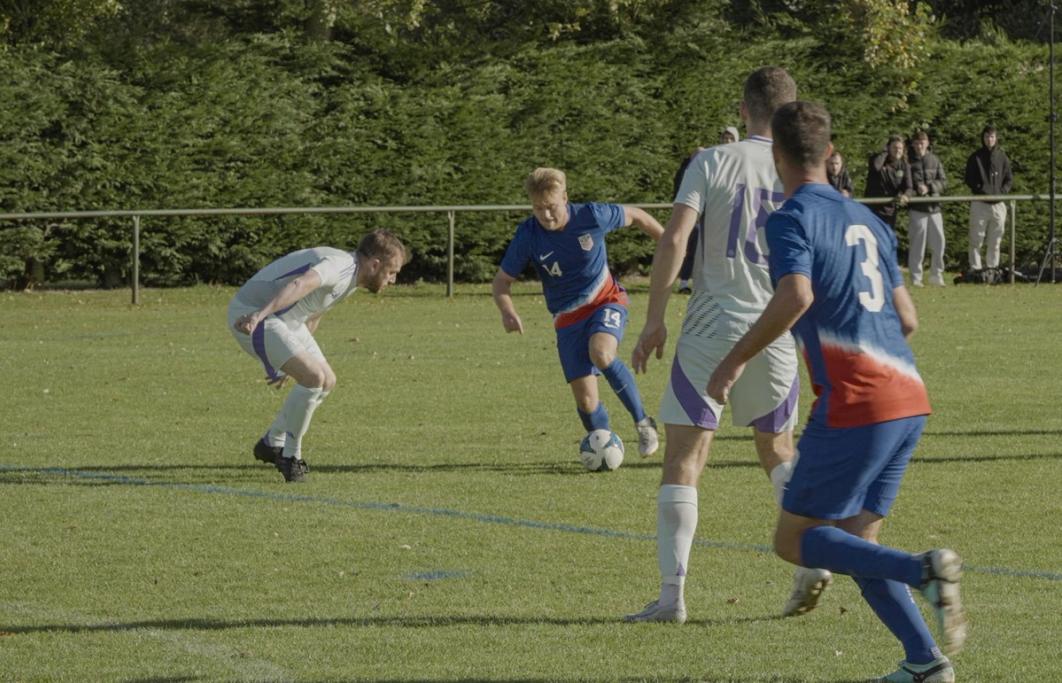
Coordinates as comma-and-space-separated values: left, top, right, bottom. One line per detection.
631, 203, 698, 374
305, 314, 322, 335
707, 273, 813, 404
233, 269, 323, 335
622, 205, 665, 242
892, 285, 919, 339
491, 269, 524, 334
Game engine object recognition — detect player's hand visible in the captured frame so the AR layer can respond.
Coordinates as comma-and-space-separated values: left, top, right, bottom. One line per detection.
707, 360, 745, 405
631, 322, 667, 374
501, 312, 524, 334
234, 311, 265, 335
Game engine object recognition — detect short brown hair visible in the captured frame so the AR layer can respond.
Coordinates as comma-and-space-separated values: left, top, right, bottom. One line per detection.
358, 229, 409, 264
524, 167, 566, 197
771, 101, 832, 170
912, 130, 930, 142
743, 66, 797, 125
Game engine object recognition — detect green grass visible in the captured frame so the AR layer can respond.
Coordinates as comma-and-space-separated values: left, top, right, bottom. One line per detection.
1, 280, 1061, 682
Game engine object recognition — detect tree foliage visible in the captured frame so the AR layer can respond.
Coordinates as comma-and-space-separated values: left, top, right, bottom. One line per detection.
0, 1, 1055, 288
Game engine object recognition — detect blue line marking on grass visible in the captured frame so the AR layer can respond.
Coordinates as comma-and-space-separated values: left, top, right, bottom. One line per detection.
404, 570, 470, 581
5, 464, 1062, 583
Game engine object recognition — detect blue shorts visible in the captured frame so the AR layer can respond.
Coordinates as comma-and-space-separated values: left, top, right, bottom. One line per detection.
555, 304, 628, 383
782, 415, 927, 520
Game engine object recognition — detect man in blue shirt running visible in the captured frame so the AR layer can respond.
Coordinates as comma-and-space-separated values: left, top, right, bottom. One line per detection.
708, 101, 966, 683
492, 167, 664, 456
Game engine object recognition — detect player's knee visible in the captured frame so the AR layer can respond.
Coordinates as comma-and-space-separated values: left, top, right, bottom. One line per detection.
589, 346, 615, 369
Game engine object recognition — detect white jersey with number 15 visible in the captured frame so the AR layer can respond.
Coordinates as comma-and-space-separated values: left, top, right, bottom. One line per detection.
674, 135, 784, 340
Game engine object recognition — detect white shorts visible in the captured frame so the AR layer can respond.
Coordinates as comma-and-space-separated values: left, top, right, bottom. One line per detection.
659, 333, 799, 432
227, 298, 323, 381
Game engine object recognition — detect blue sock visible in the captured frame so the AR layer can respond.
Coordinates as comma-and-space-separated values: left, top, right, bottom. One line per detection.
577, 402, 610, 432
854, 577, 940, 664
601, 360, 647, 423
800, 526, 924, 587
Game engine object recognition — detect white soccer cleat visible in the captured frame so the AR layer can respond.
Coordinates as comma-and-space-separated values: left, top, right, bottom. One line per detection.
623, 599, 687, 624
920, 549, 966, 656
636, 416, 659, 457
782, 567, 832, 617
878, 656, 955, 683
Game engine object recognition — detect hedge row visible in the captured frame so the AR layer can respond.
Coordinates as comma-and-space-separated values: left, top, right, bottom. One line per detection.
0, 31, 1052, 288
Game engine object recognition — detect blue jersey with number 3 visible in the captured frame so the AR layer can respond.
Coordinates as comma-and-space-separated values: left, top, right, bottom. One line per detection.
765, 184, 931, 428
500, 202, 627, 327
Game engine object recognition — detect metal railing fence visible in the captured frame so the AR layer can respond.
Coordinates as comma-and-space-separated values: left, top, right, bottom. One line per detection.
0, 194, 1052, 303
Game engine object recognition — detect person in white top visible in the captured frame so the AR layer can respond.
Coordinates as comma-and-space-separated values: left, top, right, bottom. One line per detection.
228, 229, 408, 482
624, 66, 831, 624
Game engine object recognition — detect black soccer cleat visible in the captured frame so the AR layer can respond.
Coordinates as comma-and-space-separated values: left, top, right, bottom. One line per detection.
275, 456, 309, 483
253, 439, 283, 465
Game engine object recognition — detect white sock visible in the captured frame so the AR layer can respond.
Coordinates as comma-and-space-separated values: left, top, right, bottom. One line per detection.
265, 406, 288, 448
657, 484, 698, 606
281, 385, 326, 460
769, 461, 793, 506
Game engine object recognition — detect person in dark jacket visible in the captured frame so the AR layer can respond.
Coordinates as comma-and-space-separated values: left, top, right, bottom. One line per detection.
907, 130, 948, 286
826, 151, 854, 197
865, 135, 912, 229
964, 125, 1013, 271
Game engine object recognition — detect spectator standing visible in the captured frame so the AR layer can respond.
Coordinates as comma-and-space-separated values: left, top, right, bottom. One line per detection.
826, 151, 854, 197
865, 135, 912, 229
675, 126, 740, 294
907, 131, 948, 287
964, 125, 1013, 272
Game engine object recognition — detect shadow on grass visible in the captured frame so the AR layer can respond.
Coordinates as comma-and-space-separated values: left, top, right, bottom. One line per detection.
2, 611, 786, 635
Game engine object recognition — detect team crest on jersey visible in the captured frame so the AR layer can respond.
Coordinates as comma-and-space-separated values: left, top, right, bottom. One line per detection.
578, 233, 594, 251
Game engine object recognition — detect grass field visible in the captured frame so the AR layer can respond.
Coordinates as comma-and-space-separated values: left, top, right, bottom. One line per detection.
2, 280, 1061, 682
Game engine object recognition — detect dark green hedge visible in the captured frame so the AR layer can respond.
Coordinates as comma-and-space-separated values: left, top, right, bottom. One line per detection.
0, 29, 1054, 288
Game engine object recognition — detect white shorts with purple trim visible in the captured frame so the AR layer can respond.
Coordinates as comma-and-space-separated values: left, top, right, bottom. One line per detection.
227, 298, 324, 382
659, 333, 799, 432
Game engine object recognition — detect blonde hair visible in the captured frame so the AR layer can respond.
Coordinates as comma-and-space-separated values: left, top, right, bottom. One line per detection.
524, 167, 567, 197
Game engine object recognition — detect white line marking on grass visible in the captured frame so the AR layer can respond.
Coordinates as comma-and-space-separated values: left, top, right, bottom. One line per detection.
6, 465, 1062, 583
0, 601, 292, 682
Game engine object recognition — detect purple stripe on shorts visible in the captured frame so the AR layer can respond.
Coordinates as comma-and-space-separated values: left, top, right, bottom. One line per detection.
670, 356, 718, 430
750, 377, 799, 433
252, 323, 282, 382
273, 263, 313, 281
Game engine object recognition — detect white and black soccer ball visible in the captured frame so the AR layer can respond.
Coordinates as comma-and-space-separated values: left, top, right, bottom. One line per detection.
579, 429, 625, 472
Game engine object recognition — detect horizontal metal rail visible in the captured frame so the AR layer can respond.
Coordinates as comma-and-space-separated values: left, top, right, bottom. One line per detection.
0, 194, 1052, 299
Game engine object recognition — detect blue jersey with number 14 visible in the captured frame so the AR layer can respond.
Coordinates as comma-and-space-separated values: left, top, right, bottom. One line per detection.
500, 202, 627, 328
765, 184, 931, 429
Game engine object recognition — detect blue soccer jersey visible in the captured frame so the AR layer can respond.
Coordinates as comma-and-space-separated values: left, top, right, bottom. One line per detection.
765, 184, 931, 428
500, 202, 628, 328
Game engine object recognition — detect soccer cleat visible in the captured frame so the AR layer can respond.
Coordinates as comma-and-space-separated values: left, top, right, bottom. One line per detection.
782, 567, 832, 617
623, 599, 687, 624
253, 438, 283, 465
920, 549, 967, 656
275, 456, 309, 483
636, 416, 660, 457
878, 656, 954, 682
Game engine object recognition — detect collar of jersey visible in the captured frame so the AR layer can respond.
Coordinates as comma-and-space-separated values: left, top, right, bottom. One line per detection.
747, 134, 772, 143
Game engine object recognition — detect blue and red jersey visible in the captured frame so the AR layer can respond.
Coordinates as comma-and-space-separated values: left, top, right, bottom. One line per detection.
500, 202, 628, 328
765, 184, 931, 428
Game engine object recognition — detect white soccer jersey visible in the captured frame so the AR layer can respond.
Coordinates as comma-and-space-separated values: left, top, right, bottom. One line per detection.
675, 135, 784, 339
233, 247, 359, 325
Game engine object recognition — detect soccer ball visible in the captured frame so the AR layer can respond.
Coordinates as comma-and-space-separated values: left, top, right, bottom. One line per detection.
579, 429, 625, 472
